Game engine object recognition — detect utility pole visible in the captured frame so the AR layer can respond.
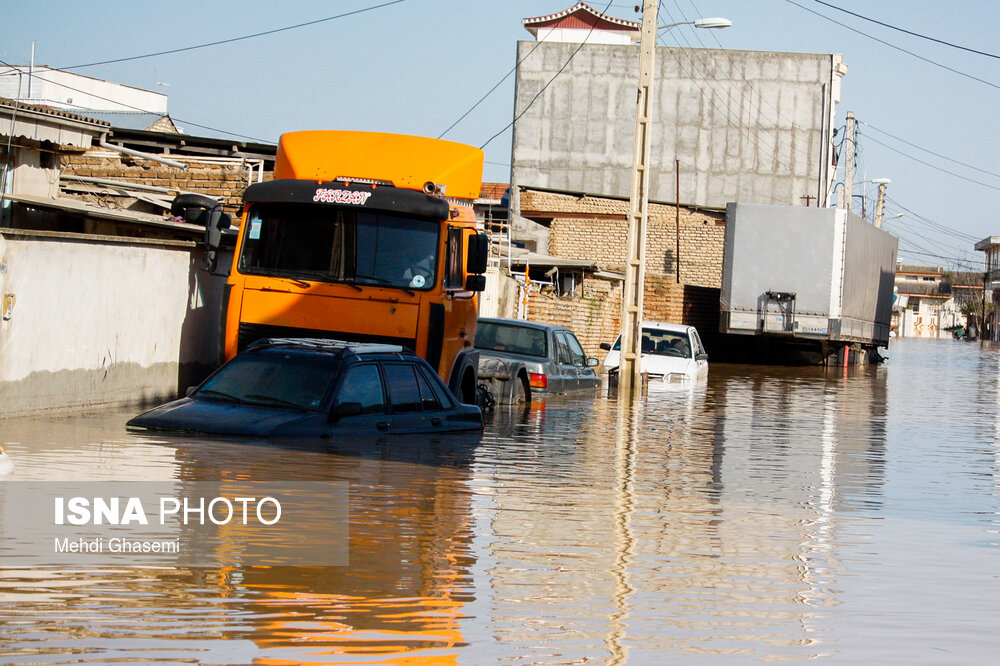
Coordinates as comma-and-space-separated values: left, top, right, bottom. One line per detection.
838, 111, 855, 211
619, 0, 658, 400
873, 179, 889, 228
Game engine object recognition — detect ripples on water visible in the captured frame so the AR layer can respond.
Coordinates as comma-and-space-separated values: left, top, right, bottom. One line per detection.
0, 339, 997, 664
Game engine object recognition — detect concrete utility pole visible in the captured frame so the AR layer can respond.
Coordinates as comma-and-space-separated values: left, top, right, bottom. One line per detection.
838, 111, 856, 211
618, 0, 659, 401
873, 178, 890, 228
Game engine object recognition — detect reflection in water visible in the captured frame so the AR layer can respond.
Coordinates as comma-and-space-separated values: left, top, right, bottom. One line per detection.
1, 339, 999, 663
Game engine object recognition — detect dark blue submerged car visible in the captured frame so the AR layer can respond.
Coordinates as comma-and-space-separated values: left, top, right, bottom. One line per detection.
127, 339, 483, 437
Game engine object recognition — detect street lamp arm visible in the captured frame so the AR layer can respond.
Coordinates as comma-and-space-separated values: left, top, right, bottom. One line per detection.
659, 17, 733, 30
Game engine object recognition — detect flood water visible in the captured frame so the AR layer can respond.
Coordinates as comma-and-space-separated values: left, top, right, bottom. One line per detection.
1, 337, 998, 664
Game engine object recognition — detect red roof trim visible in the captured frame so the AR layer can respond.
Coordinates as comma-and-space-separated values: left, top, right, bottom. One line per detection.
523, 2, 639, 32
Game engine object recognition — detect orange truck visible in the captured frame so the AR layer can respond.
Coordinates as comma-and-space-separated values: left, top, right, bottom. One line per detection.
194, 131, 490, 404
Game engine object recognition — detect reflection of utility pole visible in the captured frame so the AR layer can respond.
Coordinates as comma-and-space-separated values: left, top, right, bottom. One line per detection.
838, 111, 855, 211
619, 0, 659, 401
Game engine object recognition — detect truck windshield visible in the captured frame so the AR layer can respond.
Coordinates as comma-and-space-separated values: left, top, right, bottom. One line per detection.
239, 202, 439, 290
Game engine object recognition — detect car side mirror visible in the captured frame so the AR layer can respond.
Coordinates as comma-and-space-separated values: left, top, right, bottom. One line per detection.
599, 342, 611, 351
185, 386, 197, 397
587, 357, 599, 367
696, 352, 708, 361
330, 402, 362, 422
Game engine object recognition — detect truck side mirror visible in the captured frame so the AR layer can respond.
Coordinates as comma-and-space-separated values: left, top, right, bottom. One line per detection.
171, 193, 230, 272
464, 274, 487, 292
599, 342, 611, 351
466, 233, 490, 275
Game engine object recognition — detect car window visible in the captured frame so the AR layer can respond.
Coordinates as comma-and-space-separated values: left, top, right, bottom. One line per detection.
196, 352, 340, 411
382, 363, 422, 414
414, 367, 442, 411
691, 329, 705, 356
475, 321, 547, 358
335, 364, 385, 415
553, 332, 573, 365
563, 332, 587, 367
417, 364, 453, 409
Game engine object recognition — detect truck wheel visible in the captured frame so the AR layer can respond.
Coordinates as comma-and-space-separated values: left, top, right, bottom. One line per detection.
460, 371, 477, 405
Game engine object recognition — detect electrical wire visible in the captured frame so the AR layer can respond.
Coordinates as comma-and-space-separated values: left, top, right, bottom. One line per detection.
438, 25, 555, 139
811, 0, 1000, 61
860, 122, 1000, 180
0, 58, 272, 143
782, 0, 1000, 91
860, 130, 1000, 193
59, 1, 406, 70
480, 0, 616, 150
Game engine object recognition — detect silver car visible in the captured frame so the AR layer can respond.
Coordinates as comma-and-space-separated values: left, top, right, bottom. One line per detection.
475, 318, 600, 396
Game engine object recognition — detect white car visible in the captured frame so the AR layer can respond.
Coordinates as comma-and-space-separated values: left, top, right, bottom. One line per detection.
601, 322, 709, 383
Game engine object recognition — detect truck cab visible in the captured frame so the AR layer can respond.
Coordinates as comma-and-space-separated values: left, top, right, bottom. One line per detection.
206, 131, 490, 403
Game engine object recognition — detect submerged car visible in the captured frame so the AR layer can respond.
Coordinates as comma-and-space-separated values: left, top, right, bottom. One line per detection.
602, 322, 708, 383
475, 318, 600, 395
127, 339, 483, 437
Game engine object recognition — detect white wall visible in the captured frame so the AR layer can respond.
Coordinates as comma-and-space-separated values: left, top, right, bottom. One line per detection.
0, 232, 225, 416
0, 66, 167, 113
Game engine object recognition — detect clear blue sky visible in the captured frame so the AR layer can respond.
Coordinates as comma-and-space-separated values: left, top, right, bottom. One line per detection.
1, 1, 996, 271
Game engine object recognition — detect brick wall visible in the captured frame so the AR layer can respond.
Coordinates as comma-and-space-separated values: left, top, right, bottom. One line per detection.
61, 154, 255, 212
526, 273, 723, 362
520, 188, 726, 288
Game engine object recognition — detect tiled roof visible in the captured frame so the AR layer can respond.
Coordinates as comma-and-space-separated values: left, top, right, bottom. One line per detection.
0, 97, 110, 127
479, 182, 509, 200
523, 2, 639, 32
896, 264, 942, 276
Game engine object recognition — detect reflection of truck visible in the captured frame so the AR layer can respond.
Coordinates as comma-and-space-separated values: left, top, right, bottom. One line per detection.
198, 131, 490, 403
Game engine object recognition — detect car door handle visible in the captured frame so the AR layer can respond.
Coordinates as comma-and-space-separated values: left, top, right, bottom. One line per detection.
377, 421, 390, 431
431, 417, 442, 427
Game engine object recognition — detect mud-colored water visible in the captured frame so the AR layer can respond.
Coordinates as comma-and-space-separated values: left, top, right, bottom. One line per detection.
1, 338, 997, 664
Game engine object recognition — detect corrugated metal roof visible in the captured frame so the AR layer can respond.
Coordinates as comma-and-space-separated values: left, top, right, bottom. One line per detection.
72, 110, 170, 131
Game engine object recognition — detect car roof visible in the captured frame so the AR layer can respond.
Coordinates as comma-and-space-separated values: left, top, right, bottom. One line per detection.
247, 338, 412, 360
478, 317, 564, 332
638, 321, 694, 333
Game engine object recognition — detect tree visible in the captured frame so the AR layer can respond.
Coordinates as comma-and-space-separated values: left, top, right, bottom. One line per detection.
960, 292, 995, 332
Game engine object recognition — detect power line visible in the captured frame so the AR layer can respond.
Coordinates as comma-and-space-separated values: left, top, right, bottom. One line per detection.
0, 58, 272, 143
811, 0, 1000, 61
860, 122, 1000, 180
438, 25, 555, 140
859, 129, 1000, 193
59, 1, 406, 70
480, 0, 615, 150
782, 0, 1000, 91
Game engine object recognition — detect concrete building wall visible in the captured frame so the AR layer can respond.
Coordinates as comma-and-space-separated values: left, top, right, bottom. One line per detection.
512, 43, 843, 210
520, 189, 725, 288
0, 66, 168, 113
0, 231, 226, 417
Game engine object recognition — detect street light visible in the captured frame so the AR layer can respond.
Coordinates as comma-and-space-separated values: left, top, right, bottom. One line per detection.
618, 2, 732, 400
871, 177, 890, 228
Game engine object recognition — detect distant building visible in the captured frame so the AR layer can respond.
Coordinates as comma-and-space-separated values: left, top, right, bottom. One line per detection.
0, 65, 175, 130
892, 264, 974, 338
975, 236, 1000, 341
504, 3, 847, 359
